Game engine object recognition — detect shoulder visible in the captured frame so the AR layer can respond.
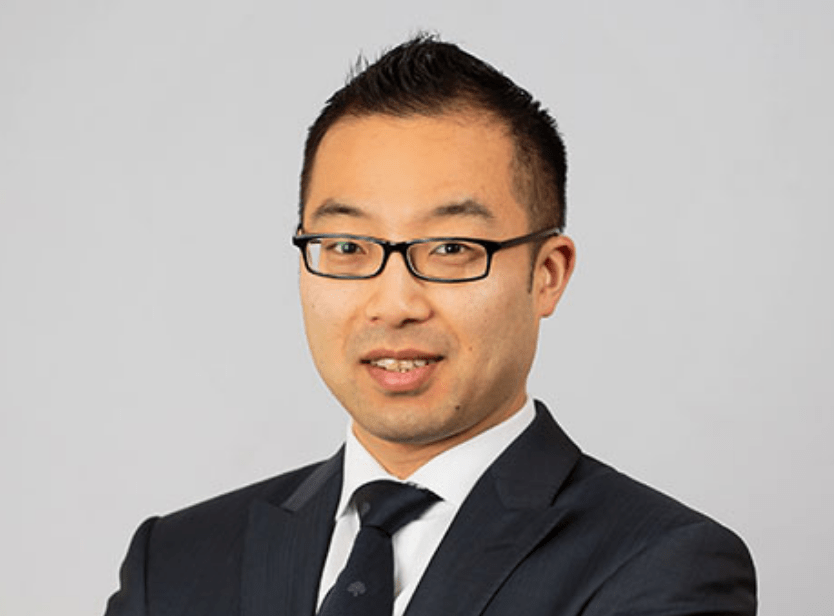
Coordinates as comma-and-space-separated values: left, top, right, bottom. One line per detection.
524, 403, 749, 557
567, 454, 715, 528
149, 458, 334, 542
105, 459, 339, 616
561, 453, 747, 552
126, 457, 338, 575
555, 455, 757, 613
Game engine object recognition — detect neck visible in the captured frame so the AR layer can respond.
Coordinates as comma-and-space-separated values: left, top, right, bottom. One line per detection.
351, 397, 526, 479
353, 434, 457, 479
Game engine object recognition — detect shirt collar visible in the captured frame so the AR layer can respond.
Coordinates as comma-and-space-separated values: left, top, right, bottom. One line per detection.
335, 397, 536, 519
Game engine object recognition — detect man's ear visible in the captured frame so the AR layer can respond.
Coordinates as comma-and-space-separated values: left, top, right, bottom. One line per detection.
533, 234, 576, 318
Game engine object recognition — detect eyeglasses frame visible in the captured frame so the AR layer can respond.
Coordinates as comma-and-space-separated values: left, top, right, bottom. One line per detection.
292, 226, 562, 283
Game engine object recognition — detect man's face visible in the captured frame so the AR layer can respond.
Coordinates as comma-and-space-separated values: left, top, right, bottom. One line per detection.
299, 111, 572, 472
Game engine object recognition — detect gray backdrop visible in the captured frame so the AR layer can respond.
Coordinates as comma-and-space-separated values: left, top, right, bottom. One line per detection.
1, 2, 831, 615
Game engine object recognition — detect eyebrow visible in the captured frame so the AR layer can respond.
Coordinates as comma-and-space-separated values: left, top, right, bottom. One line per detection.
307, 200, 369, 223
427, 199, 495, 221
306, 198, 495, 225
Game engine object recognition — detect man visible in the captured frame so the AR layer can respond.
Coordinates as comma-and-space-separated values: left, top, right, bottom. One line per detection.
105, 35, 757, 616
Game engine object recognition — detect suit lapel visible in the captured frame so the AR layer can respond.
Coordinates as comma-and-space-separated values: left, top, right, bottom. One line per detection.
241, 451, 343, 616
405, 402, 581, 616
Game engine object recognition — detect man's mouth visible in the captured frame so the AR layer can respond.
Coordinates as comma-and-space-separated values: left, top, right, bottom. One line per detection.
367, 357, 439, 373
361, 353, 443, 392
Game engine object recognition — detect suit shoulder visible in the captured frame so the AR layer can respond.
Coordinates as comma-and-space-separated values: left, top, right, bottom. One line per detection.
563, 453, 751, 558
566, 457, 757, 613
152, 458, 333, 541
535, 454, 757, 612
107, 459, 340, 616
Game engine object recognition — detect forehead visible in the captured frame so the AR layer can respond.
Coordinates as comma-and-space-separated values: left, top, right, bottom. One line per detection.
304, 112, 528, 233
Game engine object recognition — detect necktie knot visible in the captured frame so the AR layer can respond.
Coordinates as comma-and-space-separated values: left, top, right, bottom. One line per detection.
317, 480, 439, 616
354, 480, 439, 536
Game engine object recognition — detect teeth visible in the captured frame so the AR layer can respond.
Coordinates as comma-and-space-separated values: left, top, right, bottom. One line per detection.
370, 358, 433, 372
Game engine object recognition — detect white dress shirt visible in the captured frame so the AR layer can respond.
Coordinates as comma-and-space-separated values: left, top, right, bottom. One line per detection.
316, 398, 536, 616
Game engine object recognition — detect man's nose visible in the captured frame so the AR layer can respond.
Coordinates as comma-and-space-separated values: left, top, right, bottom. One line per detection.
363, 252, 432, 326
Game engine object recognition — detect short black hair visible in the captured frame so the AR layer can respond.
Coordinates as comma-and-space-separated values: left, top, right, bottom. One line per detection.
299, 33, 567, 233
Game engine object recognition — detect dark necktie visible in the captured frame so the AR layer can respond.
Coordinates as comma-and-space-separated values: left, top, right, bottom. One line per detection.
317, 480, 440, 616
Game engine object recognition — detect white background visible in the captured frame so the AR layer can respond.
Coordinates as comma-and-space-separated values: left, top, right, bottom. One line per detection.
1, 2, 832, 615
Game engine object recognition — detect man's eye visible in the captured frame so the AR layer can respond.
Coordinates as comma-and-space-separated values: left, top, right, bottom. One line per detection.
326, 240, 363, 255
432, 242, 469, 256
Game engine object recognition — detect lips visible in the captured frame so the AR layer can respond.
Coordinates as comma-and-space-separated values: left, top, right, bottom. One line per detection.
361, 349, 443, 392
368, 357, 437, 372
361, 348, 443, 364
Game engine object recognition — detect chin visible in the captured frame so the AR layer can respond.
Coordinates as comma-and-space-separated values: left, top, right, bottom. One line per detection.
367, 409, 474, 448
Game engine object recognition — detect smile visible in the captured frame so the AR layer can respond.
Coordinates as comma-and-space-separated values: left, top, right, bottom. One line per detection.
361, 351, 443, 393
368, 358, 438, 372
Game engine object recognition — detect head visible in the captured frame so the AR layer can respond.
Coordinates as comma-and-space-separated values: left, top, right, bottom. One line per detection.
296, 36, 575, 477
299, 34, 567, 237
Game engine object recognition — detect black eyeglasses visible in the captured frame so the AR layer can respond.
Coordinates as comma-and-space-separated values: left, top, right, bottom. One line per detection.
292, 227, 561, 283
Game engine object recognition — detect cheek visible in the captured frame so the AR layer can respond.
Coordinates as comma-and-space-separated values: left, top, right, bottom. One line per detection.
300, 281, 351, 352
444, 281, 534, 353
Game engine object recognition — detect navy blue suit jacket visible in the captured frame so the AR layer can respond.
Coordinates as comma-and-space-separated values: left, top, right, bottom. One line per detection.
104, 402, 757, 615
